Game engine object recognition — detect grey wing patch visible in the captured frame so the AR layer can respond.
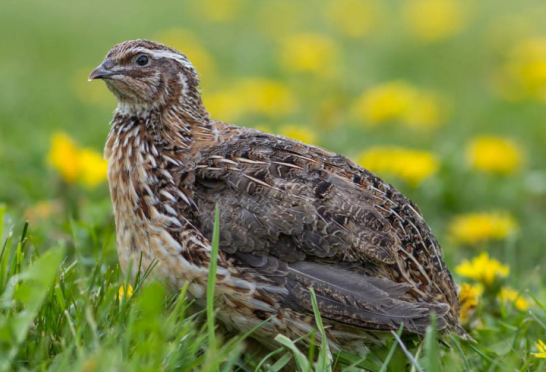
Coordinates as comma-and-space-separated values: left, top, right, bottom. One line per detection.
195, 148, 401, 266
233, 252, 289, 286
285, 261, 449, 333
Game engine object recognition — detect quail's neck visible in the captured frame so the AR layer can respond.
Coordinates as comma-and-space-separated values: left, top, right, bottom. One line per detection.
112, 100, 213, 152
115, 100, 158, 118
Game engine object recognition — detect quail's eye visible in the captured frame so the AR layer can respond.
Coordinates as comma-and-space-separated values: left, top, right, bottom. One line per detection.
136, 55, 149, 66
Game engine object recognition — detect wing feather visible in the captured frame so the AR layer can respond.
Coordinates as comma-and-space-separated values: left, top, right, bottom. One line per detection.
191, 129, 457, 333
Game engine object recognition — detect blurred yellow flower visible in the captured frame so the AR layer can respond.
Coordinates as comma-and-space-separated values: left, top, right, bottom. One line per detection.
48, 132, 107, 188
497, 38, 546, 101
205, 78, 296, 121
456, 252, 509, 285
154, 29, 216, 84
533, 340, 546, 358
459, 282, 482, 322
278, 125, 317, 145
466, 136, 523, 174
449, 212, 518, 245
240, 79, 296, 117
499, 286, 529, 311
190, 0, 245, 23
278, 33, 339, 76
325, 0, 384, 38
204, 91, 245, 122
357, 146, 439, 185
117, 284, 133, 301
48, 133, 80, 183
354, 82, 414, 123
403, 0, 467, 43
352, 81, 445, 129
78, 149, 109, 188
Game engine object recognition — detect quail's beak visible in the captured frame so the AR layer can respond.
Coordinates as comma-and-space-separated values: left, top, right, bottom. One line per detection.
88, 61, 117, 81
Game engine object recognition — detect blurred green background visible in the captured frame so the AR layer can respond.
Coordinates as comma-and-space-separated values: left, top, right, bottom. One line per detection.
3, 0, 546, 369
1, 0, 546, 297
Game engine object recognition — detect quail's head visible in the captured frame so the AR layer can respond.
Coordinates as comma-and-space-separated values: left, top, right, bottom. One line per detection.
89, 40, 201, 110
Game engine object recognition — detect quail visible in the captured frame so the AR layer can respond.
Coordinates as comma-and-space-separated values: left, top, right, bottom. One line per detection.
89, 39, 468, 355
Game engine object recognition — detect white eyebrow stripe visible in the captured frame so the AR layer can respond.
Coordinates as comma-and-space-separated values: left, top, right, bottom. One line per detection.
125, 47, 195, 70
150, 50, 195, 70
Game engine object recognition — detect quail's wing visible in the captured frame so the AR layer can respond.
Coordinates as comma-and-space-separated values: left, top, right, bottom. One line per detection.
193, 129, 452, 333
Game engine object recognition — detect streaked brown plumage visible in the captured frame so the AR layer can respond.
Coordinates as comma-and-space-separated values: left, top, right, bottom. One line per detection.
90, 39, 469, 355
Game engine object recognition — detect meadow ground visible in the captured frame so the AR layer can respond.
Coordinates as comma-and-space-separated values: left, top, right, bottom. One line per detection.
1, 0, 546, 370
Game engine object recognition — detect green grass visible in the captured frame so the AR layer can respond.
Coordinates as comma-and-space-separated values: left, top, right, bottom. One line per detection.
2, 0, 546, 370
1, 207, 546, 371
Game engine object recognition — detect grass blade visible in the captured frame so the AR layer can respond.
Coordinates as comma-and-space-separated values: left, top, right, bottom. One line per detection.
448, 334, 470, 371
275, 334, 310, 372
379, 324, 405, 372
269, 352, 293, 371
423, 313, 439, 372
390, 329, 423, 372
309, 287, 332, 372
0, 246, 65, 372
207, 205, 220, 350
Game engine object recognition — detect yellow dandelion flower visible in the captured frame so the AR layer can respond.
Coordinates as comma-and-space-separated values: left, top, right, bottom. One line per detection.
449, 212, 518, 245
403, 0, 467, 43
278, 125, 317, 145
117, 284, 134, 301
204, 90, 247, 122
497, 38, 546, 101
205, 78, 296, 121
190, 0, 245, 23
278, 33, 339, 76
48, 132, 108, 188
455, 252, 509, 286
48, 133, 80, 183
352, 81, 445, 129
238, 79, 297, 117
325, 0, 384, 38
533, 340, 546, 358
499, 287, 529, 311
458, 283, 482, 322
353, 82, 415, 124
154, 29, 216, 84
357, 146, 439, 185
78, 149, 108, 188
466, 136, 523, 174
